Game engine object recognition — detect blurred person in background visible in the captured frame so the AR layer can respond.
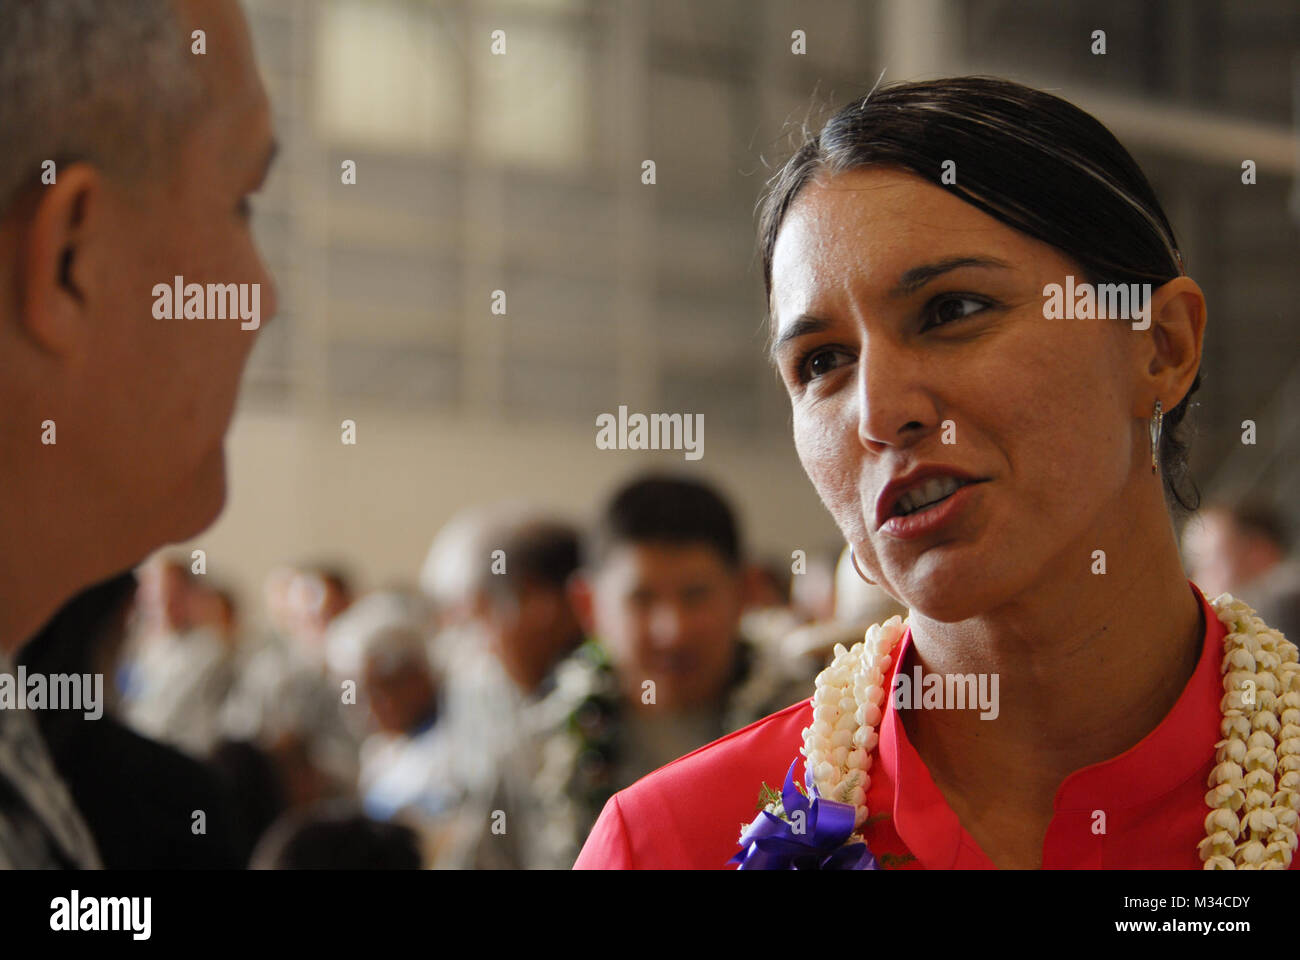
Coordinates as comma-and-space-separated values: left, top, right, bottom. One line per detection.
19, 572, 243, 867
132, 555, 193, 639
325, 591, 469, 867
780, 544, 910, 673
0, 0, 277, 867
286, 565, 354, 656
743, 559, 792, 611
527, 474, 811, 867
417, 507, 588, 867
419, 505, 513, 674
191, 582, 242, 654
263, 565, 299, 644
221, 564, 361, 810
219, 563, 303, 740
415, 504, 565, 787
206, 737, 288, 867
251, 801, 423, 870
121, 555, 238, 758
738, 558, 805, 659
790, 545, 840, 623
480, 519, 585, 700
452, 515, 586, 869
1185, 498, 1300, 639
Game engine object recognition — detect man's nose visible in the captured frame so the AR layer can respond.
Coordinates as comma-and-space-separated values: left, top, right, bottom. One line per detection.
648, 604, 685, 647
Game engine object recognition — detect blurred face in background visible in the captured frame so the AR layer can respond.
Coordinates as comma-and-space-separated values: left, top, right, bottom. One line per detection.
286, 573, 351, 655
363, 654, 438, 735
137, 561, 192, 635
263, 566, 298, 637
484, 581, 582, 695
582, 543, 743, 710
791, 553, 837, 623
189, 584, 238, 648
1184, 508, 1282, 597
741, 562, 788, 611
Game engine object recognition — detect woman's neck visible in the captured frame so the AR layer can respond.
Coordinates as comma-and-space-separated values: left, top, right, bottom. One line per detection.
900, 507, 1204, 827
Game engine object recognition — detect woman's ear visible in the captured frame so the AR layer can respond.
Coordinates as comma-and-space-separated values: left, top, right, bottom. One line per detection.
1140, 275, 1206, 412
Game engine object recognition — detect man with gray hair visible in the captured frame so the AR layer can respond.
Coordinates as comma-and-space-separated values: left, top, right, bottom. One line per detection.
0, 0, 277, 867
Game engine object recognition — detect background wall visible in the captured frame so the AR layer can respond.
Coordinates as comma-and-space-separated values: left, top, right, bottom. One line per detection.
197, 408, 841, 601
178, 0, 1300, 617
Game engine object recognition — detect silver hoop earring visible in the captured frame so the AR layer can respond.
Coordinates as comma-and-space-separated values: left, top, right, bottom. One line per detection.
849, 548, 877, 586
1150, 399, 1163, 474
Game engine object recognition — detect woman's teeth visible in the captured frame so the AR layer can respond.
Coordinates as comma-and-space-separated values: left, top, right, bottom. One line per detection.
894, 476, 966, 516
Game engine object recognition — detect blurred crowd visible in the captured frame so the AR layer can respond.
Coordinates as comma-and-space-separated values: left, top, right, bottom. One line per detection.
1183, 498, 1300, 641
21, 474, 1298, 869
18, 473, 906, 869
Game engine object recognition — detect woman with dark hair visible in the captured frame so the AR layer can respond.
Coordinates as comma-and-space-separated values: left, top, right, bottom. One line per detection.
575, 77, 1298, 870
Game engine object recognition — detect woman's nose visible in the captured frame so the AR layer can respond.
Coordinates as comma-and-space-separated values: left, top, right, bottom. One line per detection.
856, 337, 939, 451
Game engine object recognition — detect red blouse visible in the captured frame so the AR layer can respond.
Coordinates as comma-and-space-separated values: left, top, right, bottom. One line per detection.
575, 581, 1298, 869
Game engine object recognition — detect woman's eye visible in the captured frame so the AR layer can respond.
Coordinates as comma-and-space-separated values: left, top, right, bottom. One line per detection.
798, 347, 853, 383
237, 196, 253, 219
926, 295, 988, 328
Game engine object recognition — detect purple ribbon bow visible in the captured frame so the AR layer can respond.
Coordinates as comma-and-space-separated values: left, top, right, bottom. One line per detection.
729, 760, 880, 870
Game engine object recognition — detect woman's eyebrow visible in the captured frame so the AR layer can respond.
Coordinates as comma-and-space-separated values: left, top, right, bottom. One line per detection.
890, 255, 1013, 297
770, 256, 1015, 362
769, 314, 832, 363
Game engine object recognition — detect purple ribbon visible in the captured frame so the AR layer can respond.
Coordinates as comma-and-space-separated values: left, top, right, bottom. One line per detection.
729, 760, 880, 870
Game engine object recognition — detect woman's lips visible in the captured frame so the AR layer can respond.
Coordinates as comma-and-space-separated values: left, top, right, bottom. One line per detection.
874, 466, 987, 529
879, 479, 987, 540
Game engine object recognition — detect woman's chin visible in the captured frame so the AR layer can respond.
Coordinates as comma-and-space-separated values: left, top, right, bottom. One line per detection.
891, 551, 1005, 622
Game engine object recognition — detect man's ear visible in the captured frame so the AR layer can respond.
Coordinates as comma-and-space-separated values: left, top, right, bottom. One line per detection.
1140, 275, 1206, 413
18, 163, 103, 356
566, 572, 597, 636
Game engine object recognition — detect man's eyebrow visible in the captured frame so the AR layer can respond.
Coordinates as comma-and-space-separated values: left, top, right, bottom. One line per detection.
890, 256, 1013, 297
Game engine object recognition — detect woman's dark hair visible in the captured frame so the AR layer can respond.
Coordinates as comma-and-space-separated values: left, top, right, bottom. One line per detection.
758, 76, 1201, 520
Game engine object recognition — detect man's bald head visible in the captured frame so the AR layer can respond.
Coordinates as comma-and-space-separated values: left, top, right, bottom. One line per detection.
0, 0, 208, 218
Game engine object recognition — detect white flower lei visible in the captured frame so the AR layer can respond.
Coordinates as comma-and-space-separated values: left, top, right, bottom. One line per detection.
797, 595, 1300, 869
